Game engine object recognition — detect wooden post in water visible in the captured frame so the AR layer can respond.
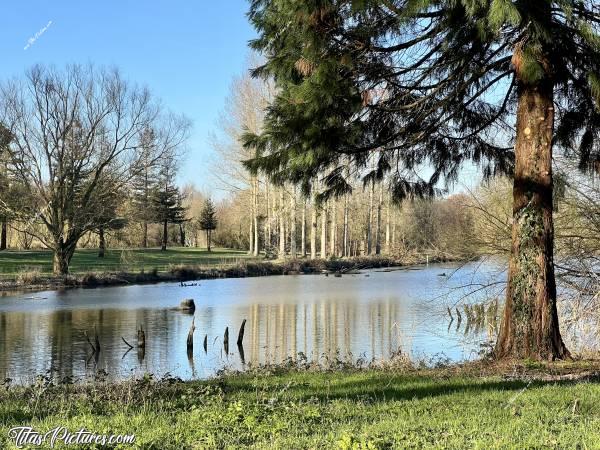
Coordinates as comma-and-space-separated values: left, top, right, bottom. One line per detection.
237, 319, 247, 346
137, 325, 146, 349
224, 327, 229, 354
187, 317, 196, 354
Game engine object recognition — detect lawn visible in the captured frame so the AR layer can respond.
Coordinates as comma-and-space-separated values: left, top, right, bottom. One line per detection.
0, 247, 254, 278
0, 367, 598, 449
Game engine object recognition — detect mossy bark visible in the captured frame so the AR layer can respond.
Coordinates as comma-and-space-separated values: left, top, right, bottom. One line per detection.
495, 71, 569, 360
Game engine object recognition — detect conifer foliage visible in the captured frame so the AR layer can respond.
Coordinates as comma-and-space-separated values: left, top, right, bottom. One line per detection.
198, 198, 218, 252
244, 0, 600, 359
152, 154, 187, 251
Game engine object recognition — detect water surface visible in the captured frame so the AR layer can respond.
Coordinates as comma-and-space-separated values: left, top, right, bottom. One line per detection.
0, 262, 505, 383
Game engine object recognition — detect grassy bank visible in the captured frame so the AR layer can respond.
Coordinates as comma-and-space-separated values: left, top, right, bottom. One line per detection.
0, 362, 599, 449
0, 250, 449, 291
0, 247, 252, 278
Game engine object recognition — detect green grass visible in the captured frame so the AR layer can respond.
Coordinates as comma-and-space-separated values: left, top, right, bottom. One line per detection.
0, 247, 253, 277
0, 367, 598, 449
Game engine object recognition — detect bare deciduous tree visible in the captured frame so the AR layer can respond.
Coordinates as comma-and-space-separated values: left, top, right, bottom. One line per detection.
0, 65, 189, 274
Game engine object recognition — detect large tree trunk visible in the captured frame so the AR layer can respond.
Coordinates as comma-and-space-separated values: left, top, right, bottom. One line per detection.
98, 228, 106, 258
320, 202, 327, 258
53, 240, 75, 275
310, 197, 318, 260
495, 72, 569, 360
0, 220, 6, 251
161, 220, 168, 251
207, 229, 212, 252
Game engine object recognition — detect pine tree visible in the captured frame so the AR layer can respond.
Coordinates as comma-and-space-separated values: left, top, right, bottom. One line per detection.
244, 0, 600, 360
91, 173, 127, 258
131, 127, 160, 248
198, 198, 218, 252
152, 154, 187, 251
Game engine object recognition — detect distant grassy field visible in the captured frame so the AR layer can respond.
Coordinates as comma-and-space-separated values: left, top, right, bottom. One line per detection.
0, 247, 254, 277
0, 365, 598, 448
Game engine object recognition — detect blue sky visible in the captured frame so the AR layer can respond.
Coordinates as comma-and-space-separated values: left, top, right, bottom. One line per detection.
0, 0, 256, 193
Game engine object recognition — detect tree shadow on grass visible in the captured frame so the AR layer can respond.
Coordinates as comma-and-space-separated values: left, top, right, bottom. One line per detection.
225, 373, 600, 404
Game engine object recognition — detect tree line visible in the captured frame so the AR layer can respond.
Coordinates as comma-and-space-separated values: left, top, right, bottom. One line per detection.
0, 65, 220, 273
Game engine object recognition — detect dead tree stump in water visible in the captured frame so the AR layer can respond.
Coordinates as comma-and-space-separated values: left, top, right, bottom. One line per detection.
237, 319, 247, 346
187, 317, 196, 353
137, 325, 146, 349
224, 327, 229, 354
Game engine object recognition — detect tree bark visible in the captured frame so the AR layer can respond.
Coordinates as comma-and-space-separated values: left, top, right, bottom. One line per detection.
343, 194, 349, 257
266, 180, 272, 248
310, 197, 318, 260
142, 221, 148, 248
385, 191, 391, 254
161, 220, 168, 251
248, 216, 254, 255
290, 186, 297, 258
367, 180, 374, 255
0, 220, 6, 251
253, 177, 259, 257
320, 202, 327, 258
53, 240, 75, 275
375, 183, 382, 255
495, 59, 569, 360
206, 229, 212, 252
179, 223, 186, 246
330, 200, 337, 257
301, 199, 306, 257
279, 189, 286, 257
98, 227, 106, 258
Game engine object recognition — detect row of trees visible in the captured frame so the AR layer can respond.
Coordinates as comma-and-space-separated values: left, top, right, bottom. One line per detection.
211, 175, 477, 261
208, 56, 483, 260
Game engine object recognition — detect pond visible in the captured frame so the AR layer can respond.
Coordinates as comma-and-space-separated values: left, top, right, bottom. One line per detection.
0, 262, 507, 383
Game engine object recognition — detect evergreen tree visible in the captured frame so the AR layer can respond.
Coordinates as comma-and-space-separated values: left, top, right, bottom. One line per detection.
92, 172, 127, 258
244, 0, 600, 359
131, 127, 160, 248
198, 198, 218, 252
152, 154, 187, 251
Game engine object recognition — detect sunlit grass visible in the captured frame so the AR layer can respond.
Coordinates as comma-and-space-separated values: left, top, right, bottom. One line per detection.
0, 247, 252, 277
0, 367, 598, 448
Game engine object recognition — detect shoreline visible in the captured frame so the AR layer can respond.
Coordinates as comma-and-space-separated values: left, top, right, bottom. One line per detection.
0, 254, 463, 293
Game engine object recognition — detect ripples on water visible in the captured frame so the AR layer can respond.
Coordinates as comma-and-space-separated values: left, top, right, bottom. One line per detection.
0, 262, 508, 383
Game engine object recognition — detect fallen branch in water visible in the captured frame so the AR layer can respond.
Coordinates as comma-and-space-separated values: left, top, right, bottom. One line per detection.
121, 336, 134, 349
